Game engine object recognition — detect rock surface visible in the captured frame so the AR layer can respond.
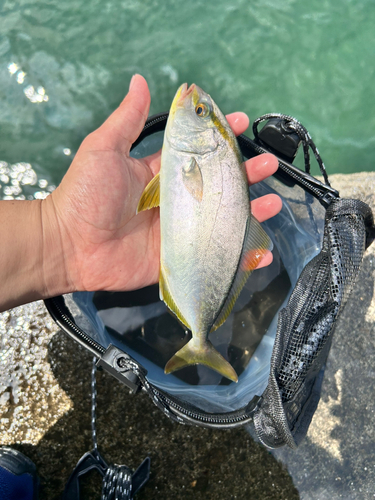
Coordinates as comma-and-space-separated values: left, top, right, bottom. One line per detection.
1, 172, 374, 499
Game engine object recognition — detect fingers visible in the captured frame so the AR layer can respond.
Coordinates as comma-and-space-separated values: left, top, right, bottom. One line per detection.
144, 147, 280, 189
141, 110, 279, 187
256, 250, 273, 269
251, 193, 282, 222
226, 112, 249, 136
225, 112, 280, 186
245, 153, 279, 185
91, 74, 151, 154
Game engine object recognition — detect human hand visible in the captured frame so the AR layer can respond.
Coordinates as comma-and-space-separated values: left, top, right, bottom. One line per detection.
44, 75, 282, 294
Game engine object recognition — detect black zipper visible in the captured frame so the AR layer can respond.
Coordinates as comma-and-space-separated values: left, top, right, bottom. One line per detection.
149, 387, 259, 428
44, 296, 105, 356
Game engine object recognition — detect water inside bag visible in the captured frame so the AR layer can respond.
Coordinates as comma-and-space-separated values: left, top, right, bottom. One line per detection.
66, 131, 326, 413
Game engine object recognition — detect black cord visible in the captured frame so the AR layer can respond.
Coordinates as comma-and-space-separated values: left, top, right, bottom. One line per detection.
252, 113, 331, 187
92, 356, 99, 454
91, 357, 134, 500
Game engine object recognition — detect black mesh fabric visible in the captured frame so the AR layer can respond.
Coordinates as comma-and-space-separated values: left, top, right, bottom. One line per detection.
253, 198, 374, 449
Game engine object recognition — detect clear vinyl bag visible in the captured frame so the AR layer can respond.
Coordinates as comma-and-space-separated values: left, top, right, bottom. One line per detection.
45, 113, 374, 448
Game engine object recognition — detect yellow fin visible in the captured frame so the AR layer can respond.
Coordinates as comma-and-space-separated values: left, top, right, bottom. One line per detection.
159, 267, 191, 330
164, 339, 238, 382
211, 215, 273, 332
137, 173, 160, 213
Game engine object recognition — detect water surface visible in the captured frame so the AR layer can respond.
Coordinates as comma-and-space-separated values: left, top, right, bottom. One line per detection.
1, 0, 375, 193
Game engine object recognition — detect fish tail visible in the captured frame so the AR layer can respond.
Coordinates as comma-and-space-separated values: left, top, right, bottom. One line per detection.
164, 338, 238, 383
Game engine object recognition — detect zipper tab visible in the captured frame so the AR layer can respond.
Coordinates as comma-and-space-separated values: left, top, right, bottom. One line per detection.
320, 190, 340, 208
96, 344, 145, 394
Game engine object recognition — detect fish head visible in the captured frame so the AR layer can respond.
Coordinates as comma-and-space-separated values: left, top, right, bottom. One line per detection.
166, 83, 237, 156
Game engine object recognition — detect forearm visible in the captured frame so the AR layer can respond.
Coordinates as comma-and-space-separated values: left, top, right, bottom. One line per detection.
0, 198, 74, 312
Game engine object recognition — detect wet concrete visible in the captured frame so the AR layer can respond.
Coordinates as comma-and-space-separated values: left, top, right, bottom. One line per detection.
1, 172, 375, 499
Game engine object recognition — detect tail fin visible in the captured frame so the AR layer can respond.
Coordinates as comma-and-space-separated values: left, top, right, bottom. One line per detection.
164, 339, 238, 382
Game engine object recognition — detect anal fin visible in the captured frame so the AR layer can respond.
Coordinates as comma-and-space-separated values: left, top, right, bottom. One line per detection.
211, 215, 273, 332
159, 266, 191, 330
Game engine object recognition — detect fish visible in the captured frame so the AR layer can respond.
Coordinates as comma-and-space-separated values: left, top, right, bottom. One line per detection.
137, 83, 273, 382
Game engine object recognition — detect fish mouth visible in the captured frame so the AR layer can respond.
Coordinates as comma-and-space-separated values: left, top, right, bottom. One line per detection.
180, 83, 195, 100
172, 83, 197, 108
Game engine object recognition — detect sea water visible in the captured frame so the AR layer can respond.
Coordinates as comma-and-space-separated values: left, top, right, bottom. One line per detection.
1, 0, 375, 198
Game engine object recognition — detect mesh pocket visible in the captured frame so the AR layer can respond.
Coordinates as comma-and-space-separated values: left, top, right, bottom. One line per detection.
254, 198, 374, 448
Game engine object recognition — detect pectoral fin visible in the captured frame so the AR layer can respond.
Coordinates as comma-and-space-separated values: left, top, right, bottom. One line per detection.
211, 215, 273, 332
182, 157, 203, 202
137, 173, 160, 213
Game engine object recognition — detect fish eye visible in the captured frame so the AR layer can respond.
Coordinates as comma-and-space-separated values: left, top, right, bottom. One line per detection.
195, 103, 209, 118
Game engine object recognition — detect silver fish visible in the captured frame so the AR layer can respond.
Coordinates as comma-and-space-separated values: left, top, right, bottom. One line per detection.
137, 83, 272, 382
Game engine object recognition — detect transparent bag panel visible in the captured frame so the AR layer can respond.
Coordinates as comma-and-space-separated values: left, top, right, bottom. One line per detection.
66, 132, 326, 412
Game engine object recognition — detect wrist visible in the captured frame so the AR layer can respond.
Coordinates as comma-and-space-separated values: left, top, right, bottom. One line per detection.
40, 193, 77, 299
0, 198, 74, 312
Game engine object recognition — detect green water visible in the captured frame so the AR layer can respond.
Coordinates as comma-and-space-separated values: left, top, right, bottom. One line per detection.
1, 0, 375, 191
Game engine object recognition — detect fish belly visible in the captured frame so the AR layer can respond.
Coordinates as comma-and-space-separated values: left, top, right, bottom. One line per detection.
160, 146, 249, 338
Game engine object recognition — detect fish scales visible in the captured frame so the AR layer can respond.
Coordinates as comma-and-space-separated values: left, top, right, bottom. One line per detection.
161, 146, 248, 333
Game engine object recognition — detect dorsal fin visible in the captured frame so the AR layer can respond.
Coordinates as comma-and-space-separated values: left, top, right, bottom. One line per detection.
159, 266, 191, 330
211, 215, 273, 332
137, 173, 160, 213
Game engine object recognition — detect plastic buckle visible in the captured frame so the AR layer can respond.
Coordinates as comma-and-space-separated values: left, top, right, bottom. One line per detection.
258, 118, 301, 163
96, 345, 144, 394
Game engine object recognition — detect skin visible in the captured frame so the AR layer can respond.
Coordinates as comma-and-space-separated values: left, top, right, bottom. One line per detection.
0, 75, 282, 313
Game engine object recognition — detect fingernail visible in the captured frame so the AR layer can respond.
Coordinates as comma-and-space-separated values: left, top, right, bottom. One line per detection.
129, 74, 137, 91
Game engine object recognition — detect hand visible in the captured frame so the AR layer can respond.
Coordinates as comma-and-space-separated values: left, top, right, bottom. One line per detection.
45, 75, 282, 294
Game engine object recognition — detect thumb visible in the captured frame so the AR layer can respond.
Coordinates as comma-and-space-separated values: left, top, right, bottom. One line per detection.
96, 74, 151, 154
